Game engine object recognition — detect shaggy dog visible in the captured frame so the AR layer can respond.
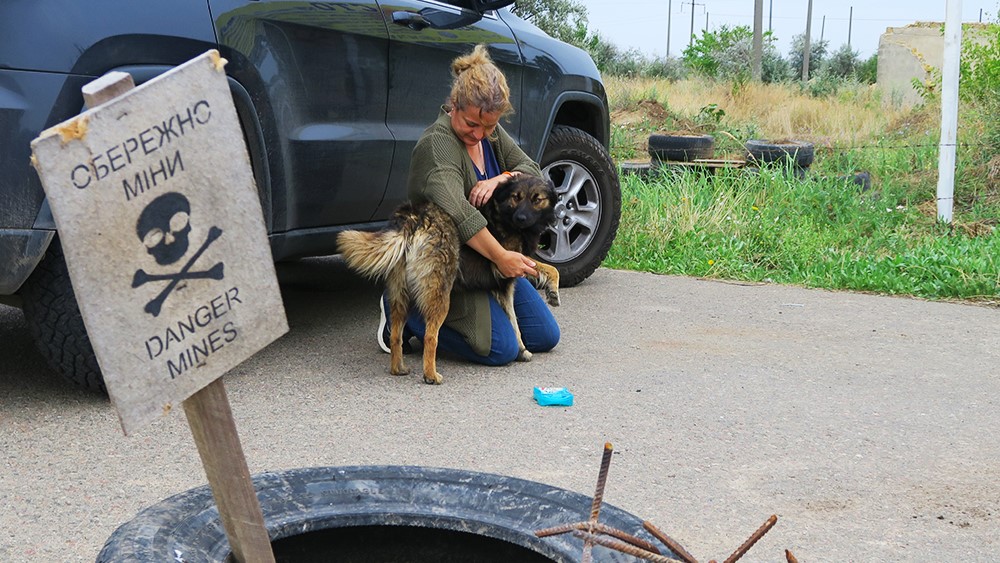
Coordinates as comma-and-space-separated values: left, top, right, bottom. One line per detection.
338, 174, 560, 384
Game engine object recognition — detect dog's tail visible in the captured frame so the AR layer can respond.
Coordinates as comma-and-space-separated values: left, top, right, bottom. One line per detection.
337, 229, 407, 281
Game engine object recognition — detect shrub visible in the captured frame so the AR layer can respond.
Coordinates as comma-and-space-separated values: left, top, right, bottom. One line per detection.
823, 44, 861, 79
788, 33, 829, 80
855, 54, 878, 84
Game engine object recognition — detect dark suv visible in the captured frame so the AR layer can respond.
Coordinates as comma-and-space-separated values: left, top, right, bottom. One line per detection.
1, 0, 620, 391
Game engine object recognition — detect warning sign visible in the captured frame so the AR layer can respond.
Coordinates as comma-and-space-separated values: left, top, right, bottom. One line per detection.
31, 51, 288, 434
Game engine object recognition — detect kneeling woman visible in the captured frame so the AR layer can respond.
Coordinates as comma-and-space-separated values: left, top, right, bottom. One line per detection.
377, 44, 560, 365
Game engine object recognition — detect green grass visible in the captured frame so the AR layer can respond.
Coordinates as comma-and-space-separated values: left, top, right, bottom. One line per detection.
602, 74, 1000, 303
606, 157, 1000, 302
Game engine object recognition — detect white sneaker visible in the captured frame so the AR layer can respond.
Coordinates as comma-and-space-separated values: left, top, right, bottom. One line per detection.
377, 297, 391, 354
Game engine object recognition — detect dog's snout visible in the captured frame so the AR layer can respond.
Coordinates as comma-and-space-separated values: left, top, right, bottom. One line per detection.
513, 210, 533, 227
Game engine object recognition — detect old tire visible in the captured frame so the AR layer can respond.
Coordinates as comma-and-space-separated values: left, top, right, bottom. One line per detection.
97, 465, 661, 562
20, 239, 105, 392
538, 126, 621, 287
647, 134, 714, 162
745, 139, 814, 169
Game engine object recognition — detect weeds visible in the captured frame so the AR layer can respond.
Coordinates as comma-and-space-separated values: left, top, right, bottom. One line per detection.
607, 163, 999, 300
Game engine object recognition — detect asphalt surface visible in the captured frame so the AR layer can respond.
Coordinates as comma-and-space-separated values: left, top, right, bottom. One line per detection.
2, 260, 998, 562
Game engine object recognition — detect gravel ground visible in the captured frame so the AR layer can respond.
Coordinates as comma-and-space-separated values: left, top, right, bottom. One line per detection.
2, 261, 998, 562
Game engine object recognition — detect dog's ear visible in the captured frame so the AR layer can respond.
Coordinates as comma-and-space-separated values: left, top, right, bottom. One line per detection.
541, 177, 557, 205
492, 177, 515, 202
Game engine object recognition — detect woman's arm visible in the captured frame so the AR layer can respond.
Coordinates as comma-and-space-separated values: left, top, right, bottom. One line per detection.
468, 172, 515, 208
465, 227, 538, 278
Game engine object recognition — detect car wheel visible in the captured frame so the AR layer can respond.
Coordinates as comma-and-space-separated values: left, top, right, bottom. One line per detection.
538, 125, 621, 287
745, 139, 814, 169
20, 239, 105, 392
647, 134, 715, 162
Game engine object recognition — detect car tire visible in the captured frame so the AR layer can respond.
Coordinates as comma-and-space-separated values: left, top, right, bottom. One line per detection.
96, 465, 658, 562
647, 134, 715, 162
20, 239, 105, 393
538, 125, 621, 288
745, 139, 814, 169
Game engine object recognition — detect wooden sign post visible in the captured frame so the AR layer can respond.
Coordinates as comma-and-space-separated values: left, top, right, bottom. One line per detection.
31, 51, 287, 562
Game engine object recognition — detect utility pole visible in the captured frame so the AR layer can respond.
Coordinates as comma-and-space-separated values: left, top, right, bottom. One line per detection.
690, 0, 696, 48
685, 0, 705, 48
753, 0, 764, 81
802, 0, 814, 82
667, 0, 672, 57
768, 0, 773, 32
821, 15, 826, 44
848, 6, 853, 48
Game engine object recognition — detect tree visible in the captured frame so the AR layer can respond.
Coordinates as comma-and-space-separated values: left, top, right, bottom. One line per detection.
788, 33, 828, 80
510, 0, 589, 46
855, 54, 878, 84
823, 44, 860, 79
682, 25, 782, 82
682, 25, 755, 77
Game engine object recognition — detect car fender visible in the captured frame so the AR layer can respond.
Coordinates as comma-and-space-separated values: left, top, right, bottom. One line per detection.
535, 90, 610, 161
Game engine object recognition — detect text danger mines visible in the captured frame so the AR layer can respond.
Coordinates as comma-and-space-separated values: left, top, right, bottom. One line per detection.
144, 286, 243, 379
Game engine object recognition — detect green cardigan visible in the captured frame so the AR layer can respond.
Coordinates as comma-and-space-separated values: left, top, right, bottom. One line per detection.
406, 108, 542, 356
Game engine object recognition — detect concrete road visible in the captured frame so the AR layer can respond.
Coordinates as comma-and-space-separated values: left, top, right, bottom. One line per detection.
2, 260, 998, 562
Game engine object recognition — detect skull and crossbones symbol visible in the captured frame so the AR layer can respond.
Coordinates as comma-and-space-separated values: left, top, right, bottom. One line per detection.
132, 192, 224, 317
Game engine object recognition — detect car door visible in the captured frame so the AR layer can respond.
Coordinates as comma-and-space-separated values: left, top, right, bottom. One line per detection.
374, 0, 522, 219
208, 0, 393, 232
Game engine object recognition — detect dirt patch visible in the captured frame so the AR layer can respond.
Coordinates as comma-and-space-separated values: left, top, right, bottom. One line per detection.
916, 199, 997, 236
987, 155, 1000, 181
612, 98, 670, 126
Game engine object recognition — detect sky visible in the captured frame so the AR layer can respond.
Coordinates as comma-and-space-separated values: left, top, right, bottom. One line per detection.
574, 0, 999, 60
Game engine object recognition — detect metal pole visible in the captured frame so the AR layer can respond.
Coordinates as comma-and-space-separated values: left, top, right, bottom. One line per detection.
802, 0, 813, 81
938, 0, 962, 223
848, 7, 853, 48
768, 0, 773, 32
705, 11, 709, 32
821, 15, 826, 44
752, 0, 764, 81
667, 0, 672, 57
689, 0, 696, 48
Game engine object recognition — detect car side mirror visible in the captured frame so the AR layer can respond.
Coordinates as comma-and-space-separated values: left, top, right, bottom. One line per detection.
470, 0, 515, 13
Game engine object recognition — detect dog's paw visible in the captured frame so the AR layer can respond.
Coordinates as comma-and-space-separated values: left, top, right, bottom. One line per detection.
517, 349, 533, 362
390, 364, 410, 376
423, 371, 443, 385
546, 290, 560, 307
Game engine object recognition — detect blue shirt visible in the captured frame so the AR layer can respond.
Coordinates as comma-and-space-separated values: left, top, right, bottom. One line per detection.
474, 138, 502, 181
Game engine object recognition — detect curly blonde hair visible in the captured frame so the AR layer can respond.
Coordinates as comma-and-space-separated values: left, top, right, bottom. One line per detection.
448, 44, 513, 117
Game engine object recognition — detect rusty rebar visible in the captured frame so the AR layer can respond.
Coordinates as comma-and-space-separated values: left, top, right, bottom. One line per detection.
573, 531, 684, 563
536, 521, 661, 554
591, 442, 614, 521
722, 514, 778, 563
643, 520, 699, 563
535, 522, 580, 538
535, 444, 795, 563
593, 522, 661, 554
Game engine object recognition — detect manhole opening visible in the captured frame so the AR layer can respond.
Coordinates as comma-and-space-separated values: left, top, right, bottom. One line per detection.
268, 524, 556, 563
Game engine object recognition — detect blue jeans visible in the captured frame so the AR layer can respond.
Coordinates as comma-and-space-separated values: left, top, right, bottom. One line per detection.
393, 278, 560, 366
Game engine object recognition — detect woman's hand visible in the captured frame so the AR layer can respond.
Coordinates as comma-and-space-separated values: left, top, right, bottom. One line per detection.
466, 227, 538, 278
468, 172, 516, 208
494, 249, 537, 279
